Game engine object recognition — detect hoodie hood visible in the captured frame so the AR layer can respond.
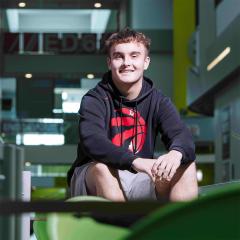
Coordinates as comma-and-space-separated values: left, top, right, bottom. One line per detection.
99, 71, 154, 105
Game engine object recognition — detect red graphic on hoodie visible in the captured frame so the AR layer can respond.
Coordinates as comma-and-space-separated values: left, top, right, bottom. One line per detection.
111, 107, 147, 154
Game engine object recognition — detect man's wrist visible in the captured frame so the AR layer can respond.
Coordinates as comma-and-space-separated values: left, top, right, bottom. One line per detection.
169, 150, 183, 161
131, 158, 142, 171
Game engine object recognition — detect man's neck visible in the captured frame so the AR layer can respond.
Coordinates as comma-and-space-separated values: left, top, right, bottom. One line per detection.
112, 78, 143, 100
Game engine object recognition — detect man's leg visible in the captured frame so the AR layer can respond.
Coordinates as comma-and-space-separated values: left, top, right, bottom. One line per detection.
85, 162, 126, 201
155, 161, 198, 202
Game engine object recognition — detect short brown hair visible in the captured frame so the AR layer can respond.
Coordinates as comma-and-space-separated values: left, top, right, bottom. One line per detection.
105, 27, 151, 56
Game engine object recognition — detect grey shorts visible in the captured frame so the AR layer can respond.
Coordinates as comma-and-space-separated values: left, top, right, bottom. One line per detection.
70, 162, 157, 201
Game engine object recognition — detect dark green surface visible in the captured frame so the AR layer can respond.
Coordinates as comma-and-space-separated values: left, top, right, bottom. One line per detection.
125, 183, 240, 240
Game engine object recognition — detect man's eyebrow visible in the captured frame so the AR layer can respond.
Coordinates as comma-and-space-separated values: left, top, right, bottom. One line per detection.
131, 51, 141, 55
112, 51, 141, 55
112, 52, 123, 56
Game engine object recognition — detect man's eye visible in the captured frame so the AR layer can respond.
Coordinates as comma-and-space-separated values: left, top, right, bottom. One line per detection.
114, 55, 122, 59
132, 54, 138, 58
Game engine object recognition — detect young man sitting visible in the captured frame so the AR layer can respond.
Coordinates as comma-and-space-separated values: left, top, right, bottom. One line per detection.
67, 28, 198, 202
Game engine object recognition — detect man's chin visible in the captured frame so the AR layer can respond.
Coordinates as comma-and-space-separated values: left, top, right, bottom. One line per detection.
117, 75, 140, 82
118, 78, 138, 84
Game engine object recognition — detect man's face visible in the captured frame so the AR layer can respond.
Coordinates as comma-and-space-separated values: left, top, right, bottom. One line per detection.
107, 41, 150, 85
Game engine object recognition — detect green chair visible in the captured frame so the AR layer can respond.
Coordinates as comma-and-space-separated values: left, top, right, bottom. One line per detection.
124, 183, 240, 240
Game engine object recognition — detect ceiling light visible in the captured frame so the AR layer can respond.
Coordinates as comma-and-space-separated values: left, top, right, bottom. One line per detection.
207, 47, 231, 71
53, 109, 63, 114
94, 3, 102, 8
21, 133, 64, 146
62, 92, 68, 100
25, 73, 32, 79
40, 118, 64, 124
87, 74, 95, 79
18, 2, 26, 8
25, 162, 31, 167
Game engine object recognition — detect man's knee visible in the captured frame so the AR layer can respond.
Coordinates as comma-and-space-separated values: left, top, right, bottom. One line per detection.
90, 162, 116, 179
174, 161, 197, 182
86, 162, 125, 201
86, 163, 113, 195
87, 162, 119, 188
170, 161, 198, 201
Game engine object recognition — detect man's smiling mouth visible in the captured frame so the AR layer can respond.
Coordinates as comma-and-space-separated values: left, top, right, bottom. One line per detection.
119, 69, 134, 73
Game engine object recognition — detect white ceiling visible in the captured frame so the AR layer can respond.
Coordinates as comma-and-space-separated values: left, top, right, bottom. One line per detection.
6, 9, 111, 33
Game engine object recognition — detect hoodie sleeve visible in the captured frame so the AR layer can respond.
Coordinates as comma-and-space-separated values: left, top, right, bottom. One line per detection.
78, 93, 137, 170
157, 95, 196, 163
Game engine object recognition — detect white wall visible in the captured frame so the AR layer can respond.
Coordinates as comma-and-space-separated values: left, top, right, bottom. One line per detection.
217, 0, 240, 36
0, 78, 16, 119
131, 0, 173, 29
214, 79, 240, 182
146, 54, 173, 99
0, 80, 2, 120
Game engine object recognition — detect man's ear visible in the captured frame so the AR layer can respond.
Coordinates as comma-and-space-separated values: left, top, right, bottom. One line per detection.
144, 56, 150, 70
107, 57, 111, 70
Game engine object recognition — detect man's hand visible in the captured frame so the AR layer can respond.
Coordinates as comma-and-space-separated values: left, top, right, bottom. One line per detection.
151, 150, 182, 182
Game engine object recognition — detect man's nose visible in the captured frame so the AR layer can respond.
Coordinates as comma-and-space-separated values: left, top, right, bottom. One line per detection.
123, 56, 131, 66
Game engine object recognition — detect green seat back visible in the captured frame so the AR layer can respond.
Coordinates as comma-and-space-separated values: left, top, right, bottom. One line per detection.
47, 195, 129, 240
32, 188, 66, 239
47, 214, 130, 240
33, 220, 50, 240
33, 195, 101, 239
66, 195, 108, 202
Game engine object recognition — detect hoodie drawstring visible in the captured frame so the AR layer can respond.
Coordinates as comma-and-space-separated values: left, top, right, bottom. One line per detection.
120, 97, 123, 147
119, 97, 138, 155
133, 102, 138, 155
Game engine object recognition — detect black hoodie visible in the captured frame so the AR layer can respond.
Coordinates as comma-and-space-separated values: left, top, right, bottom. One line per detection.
67, 71, 195, 185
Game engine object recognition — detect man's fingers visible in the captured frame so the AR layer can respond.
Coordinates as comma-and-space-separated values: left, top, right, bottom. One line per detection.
167, 166, 177, 181
162, 164, 172, 180
167, 159, 181, 181
151, 162, 158, 175
156, 161, 167, 179
151, 158, 162, 175
151, 174, 156, 183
